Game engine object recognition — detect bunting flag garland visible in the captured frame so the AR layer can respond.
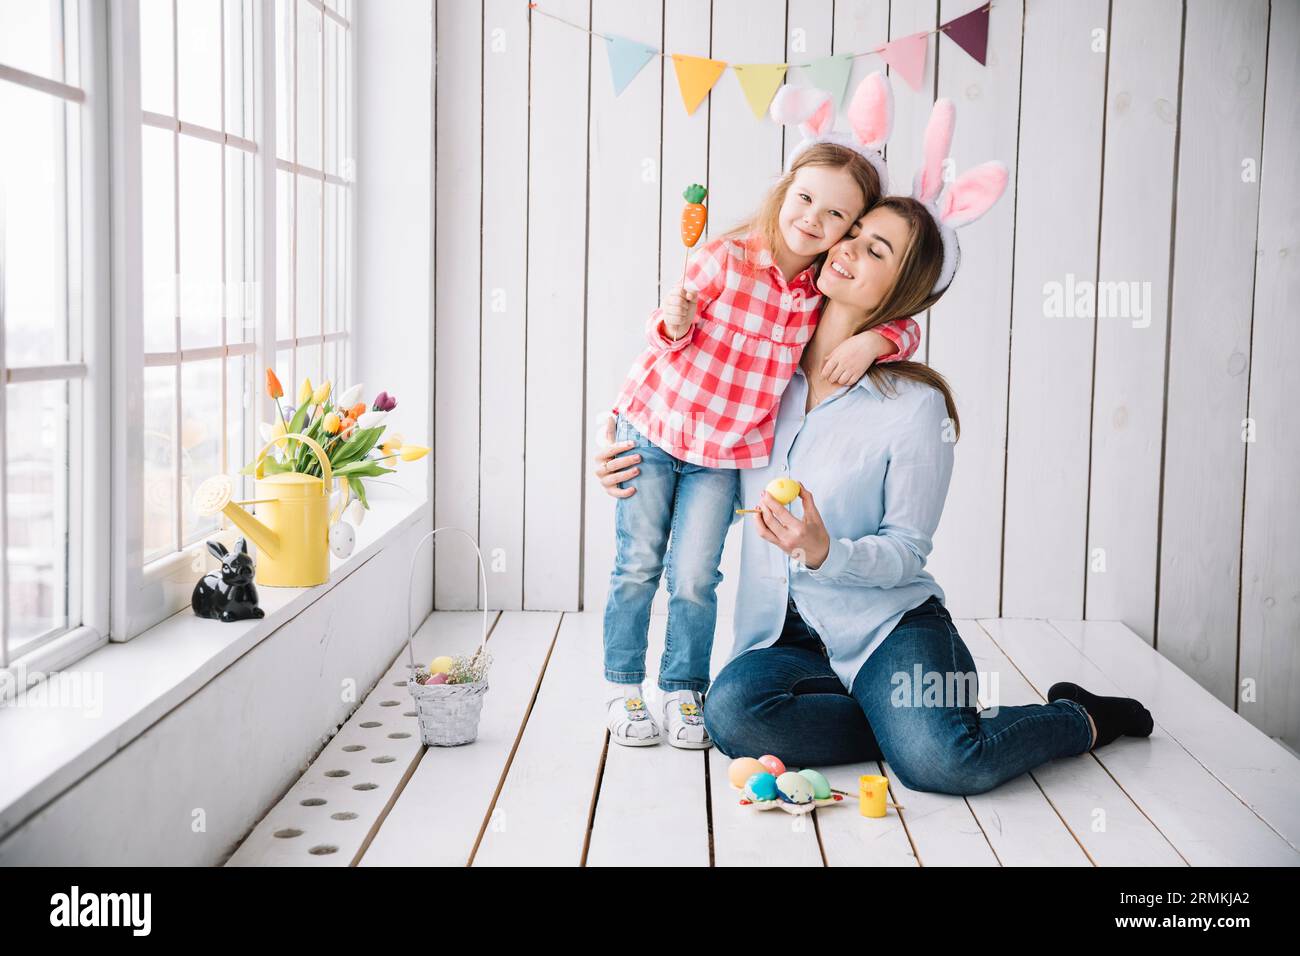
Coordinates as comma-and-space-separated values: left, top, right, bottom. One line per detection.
604, 34, 659, 95
804, 54, 853, 109
942, 4, 992, 65
878, 31, 929, 92
732, 63, 789, 119
671, 54, 728, 115
527, 2, 992, 116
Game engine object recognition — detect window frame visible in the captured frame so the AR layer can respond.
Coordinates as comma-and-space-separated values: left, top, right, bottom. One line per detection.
0, 0, 113, 692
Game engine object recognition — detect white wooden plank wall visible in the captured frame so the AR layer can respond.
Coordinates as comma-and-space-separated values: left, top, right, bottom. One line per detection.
431, 0, 1300, 751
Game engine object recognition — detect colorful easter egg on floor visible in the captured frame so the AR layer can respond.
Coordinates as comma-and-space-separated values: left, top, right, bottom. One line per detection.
758, 754, 786, 777
744, 772, 779, 803
428, 655, 454, 675
798, 768, 832, 800
776, 771, 815, 805
728, 757, 768, 789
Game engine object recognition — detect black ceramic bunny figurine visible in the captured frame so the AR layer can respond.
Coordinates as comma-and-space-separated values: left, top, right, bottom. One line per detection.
191, 537, 265, 622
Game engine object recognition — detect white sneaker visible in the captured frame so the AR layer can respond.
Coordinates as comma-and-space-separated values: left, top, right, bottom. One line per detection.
660, 689, 712, 750
606, 688, 661, 747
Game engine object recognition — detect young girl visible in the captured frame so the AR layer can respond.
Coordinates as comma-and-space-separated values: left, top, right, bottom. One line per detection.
601, 73, 921, 748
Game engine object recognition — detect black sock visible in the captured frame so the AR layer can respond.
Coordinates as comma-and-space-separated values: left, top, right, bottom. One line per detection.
1048, 682, 1154, 749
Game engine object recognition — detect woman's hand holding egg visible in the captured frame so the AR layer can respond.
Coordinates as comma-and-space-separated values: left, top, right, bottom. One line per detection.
754, 484, 831, 571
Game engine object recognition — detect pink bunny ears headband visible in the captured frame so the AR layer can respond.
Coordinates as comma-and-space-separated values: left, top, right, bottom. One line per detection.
770, 71, 894, 193
771, 73, 1009, 296
911, 98, 1008, 295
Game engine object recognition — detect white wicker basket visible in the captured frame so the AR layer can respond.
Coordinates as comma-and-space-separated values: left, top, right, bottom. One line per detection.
405, 528, 491, 747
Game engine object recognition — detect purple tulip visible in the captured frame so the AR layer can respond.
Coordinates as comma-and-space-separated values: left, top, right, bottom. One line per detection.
372, 390, 397, 412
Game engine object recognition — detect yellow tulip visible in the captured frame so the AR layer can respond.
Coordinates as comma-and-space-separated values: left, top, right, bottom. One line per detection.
380, 432, 404, 455
399, 444, 430, 462
323, 411, 341, 435
298, 377, 313, 406
312, 381, 332, 405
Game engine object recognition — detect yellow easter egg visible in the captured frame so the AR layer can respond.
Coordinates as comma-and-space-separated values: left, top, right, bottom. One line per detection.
428, 655, 455, 675
727, 757, 768, 789
765, 477, 802, 505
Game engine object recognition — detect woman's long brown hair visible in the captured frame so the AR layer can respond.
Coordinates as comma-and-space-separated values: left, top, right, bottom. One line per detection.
850, 195, 962, 439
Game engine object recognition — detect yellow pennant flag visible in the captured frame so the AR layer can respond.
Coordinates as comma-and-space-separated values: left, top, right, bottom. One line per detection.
731, 63, 789, 119
671, 53, 728, 115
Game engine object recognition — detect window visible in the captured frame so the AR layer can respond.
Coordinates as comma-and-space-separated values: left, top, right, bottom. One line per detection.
137, 0, 259, 564
117, 0, 355, 638
1, 0, 110, 678
274, 0, 352, 408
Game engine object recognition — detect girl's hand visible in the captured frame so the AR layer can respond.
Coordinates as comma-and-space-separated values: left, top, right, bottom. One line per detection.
821, 329, 898, 386
753, 486, 831, 570
592, 416, 642, 499
662, 284, 697, 340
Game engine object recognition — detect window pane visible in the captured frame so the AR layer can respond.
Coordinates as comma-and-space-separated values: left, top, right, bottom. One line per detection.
142, 125, 176, 353
176, 0, 221, 129
276, 169, 294, 341
226, 148, 255, 345
324, 18, 342, 176
180, 359, 222, 542
299, 342, 321, 389
297, 0, 322, 170
276, 0, 294, 161
178, 135, 223, 349
224, 0, 254, 138
276, 349, 295, 405
227, 354, 252, 503
5, 380, 70, 657
0, 0, 64, 83
138, 0, 174, 116
324, 183, 340, 333
2, 82, 71, 367
143, 365, 178, 562
296, 175, 321, 337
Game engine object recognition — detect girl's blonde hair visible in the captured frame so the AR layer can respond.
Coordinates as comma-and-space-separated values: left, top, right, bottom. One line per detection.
852, 195, 962, 438
723, 142, 883, 269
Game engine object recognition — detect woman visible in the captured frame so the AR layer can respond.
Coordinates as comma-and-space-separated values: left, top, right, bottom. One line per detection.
592, 196, 1155, 796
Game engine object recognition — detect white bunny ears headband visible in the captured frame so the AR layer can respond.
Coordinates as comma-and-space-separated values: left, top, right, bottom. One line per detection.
770, 73, 1008, 296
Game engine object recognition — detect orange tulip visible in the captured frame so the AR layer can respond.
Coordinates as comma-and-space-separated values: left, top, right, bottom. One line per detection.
265, 368, 284, 399
348, 402, 366, 420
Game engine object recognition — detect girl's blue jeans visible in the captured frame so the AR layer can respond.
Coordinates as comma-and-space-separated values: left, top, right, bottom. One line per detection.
602, 413, 738, 693
704, 594, 1094, 795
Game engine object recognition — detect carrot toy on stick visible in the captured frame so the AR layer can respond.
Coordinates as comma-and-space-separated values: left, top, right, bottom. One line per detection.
680, 183, 708, 285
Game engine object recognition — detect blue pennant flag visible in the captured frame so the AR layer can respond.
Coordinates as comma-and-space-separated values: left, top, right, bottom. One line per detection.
604, 34, 658, 96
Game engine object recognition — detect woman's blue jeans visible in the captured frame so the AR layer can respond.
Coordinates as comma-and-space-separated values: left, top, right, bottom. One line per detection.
704, 594, 1094, 795
602, 413, 738, 693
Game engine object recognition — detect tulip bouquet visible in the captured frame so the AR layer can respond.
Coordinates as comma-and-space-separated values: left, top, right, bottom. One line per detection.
243, 368, 429, 521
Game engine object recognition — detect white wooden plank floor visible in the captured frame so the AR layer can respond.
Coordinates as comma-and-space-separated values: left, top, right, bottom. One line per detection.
228, 611, 1300, 867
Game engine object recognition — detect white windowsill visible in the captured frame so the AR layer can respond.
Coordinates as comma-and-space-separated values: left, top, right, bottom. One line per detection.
0, 490, 429, 842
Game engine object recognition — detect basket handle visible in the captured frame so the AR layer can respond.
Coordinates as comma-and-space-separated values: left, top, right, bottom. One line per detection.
406, 527, 490, 673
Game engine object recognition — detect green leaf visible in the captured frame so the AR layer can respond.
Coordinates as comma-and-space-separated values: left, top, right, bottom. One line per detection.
348, 477, 369, 510
287, 402, 310, 435
333, 459, 396, 479
330, 427, 385, 468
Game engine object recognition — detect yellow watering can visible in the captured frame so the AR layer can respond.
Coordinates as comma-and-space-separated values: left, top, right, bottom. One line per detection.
191, 432, 346, 588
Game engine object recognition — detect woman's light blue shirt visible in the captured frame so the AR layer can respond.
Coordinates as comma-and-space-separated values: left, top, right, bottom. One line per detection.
728, 362, 956, 691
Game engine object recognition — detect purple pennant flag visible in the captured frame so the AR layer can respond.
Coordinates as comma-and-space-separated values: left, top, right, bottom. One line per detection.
942, 3, 991, 66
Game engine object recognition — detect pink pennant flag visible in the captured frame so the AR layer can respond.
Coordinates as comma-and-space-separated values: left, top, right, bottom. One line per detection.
879, 32, 928, 92
942, 3, 991, 66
